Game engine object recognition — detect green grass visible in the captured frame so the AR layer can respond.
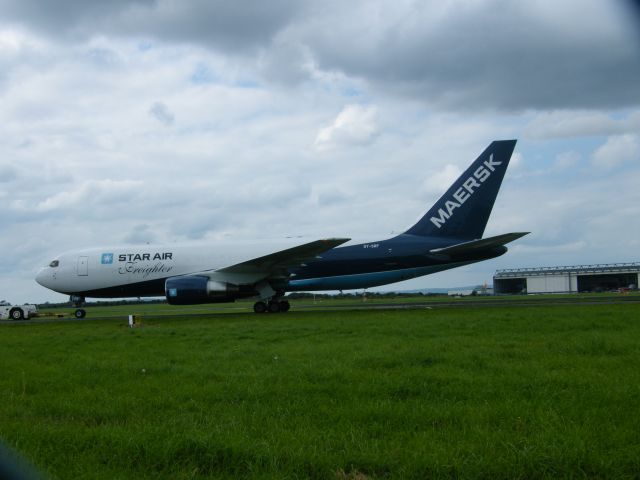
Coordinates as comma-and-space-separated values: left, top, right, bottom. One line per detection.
34, 290, 640, 318
2, 303, 640, 479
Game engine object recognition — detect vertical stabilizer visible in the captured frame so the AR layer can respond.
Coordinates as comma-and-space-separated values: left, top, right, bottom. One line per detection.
405, 140, 517, 240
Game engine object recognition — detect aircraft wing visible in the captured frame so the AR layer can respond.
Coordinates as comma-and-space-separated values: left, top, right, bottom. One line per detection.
217, 238, 350, 277
429, 232, 529, 255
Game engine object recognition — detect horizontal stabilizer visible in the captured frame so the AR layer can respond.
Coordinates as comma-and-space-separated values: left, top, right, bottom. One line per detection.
429, 232, 529, 255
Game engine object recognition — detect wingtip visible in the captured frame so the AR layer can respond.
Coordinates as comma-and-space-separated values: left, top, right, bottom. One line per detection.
509, 232, 530, 240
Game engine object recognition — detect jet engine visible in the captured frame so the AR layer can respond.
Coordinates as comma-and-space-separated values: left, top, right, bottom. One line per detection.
165, 276, 239, 305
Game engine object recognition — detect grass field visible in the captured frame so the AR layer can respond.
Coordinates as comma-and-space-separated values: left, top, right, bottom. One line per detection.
1, 301, 640, 479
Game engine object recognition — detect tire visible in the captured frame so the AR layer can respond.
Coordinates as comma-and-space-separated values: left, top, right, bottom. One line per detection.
74, 309, 86, 319
10, 308, 24, 321
279, 300, 290, 312
253, 301, 267, 314
268, 301, 280, 313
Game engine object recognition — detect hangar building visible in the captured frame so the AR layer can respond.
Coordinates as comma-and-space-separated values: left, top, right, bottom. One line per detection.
493, 263, 640, 294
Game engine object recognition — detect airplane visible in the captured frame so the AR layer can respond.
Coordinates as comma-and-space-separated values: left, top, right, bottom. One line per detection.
36, 140, 528, 317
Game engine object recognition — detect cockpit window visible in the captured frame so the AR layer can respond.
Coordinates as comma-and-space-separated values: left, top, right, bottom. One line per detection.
49, 260, 59, 268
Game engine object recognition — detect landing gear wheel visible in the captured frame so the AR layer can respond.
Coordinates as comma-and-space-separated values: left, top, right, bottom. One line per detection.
70, 296, 86, 319
10, 308, 24, 320
268, 301, 280, 313
279, 300, 290, 312
253, 301, 267, 314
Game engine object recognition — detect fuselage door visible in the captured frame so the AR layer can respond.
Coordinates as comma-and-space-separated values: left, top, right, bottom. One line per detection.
77, 256, 89, 276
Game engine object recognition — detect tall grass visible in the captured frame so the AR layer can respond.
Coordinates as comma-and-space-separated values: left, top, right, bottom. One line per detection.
1, 304, 639, 478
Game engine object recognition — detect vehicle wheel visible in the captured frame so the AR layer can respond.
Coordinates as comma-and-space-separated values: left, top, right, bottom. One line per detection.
10, 308, 24, 320
268, 301, 280, 313
253, 301, 267, 314
279, 300, 290, 312
74, 309, 86, 319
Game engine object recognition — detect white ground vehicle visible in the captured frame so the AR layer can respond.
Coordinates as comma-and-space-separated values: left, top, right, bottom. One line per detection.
0, 301, 38, 320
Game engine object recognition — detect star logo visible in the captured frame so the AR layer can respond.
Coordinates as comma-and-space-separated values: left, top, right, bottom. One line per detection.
101, 253, 114, 264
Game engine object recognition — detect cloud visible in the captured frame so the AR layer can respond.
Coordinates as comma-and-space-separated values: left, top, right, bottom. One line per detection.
591, 134, 639, 169
149, 101, 175, 126
420, 163, 461, 197
0, 1, 639, 303
3, 2, 638, 111
121, 0, 305, 54
259, 40, 313, 85
0, 0, 304, 53
29, 179, 143, 214
524, 110, 640, 139
300, 1, 640, 111
0, 27, 33, 53
553, 151, 581, 170
314, 104, 379, 151
0, 165, 18, 182
315, 186, 350, 207
123, 224, 157, 244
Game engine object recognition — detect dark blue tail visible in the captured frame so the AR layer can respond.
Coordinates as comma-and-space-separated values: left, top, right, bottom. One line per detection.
405, 140, 517, 240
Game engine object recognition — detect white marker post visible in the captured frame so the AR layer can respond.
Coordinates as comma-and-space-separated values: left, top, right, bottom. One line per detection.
128, 314, 134, 328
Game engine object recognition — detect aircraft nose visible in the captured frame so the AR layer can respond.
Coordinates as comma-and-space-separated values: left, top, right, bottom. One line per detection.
35, 268, 50, 288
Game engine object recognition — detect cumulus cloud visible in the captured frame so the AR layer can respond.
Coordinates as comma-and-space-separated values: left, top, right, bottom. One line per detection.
149, 101, 175, 126
524, 110, 640, 139
0, 0, 304, 53
123, 224, 157, 244
591, 134, 640, 169
314, 104, 379, 151
553, 151, 581, 170
0, 1, 639, 302
420, 163, 461, 197
0, 165, 18, 182
259, 40, 313, 85
0, 28, 35, 53
30, 179, 144, 213
2, 1, 638, 111
299, 1, 640, 111
315, 186, 350, 207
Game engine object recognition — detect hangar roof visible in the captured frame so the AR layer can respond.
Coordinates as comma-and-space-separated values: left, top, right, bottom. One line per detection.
494, 262, 640, 278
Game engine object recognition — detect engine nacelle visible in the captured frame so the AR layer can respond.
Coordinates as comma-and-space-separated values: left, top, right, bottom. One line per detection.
165, 276, 239, 305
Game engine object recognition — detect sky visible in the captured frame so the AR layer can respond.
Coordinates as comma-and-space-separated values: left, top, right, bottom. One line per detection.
1, 0, 640, 303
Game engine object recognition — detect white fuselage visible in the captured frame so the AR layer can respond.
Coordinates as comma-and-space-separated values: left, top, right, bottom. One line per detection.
35, 239, 334, 296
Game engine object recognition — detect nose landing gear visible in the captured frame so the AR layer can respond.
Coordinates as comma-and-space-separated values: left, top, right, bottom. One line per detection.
70, 295, 87, 319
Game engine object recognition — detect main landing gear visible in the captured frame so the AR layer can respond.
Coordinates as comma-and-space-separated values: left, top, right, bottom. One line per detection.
70, 295, 87, 319
253, 299, 291, 314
